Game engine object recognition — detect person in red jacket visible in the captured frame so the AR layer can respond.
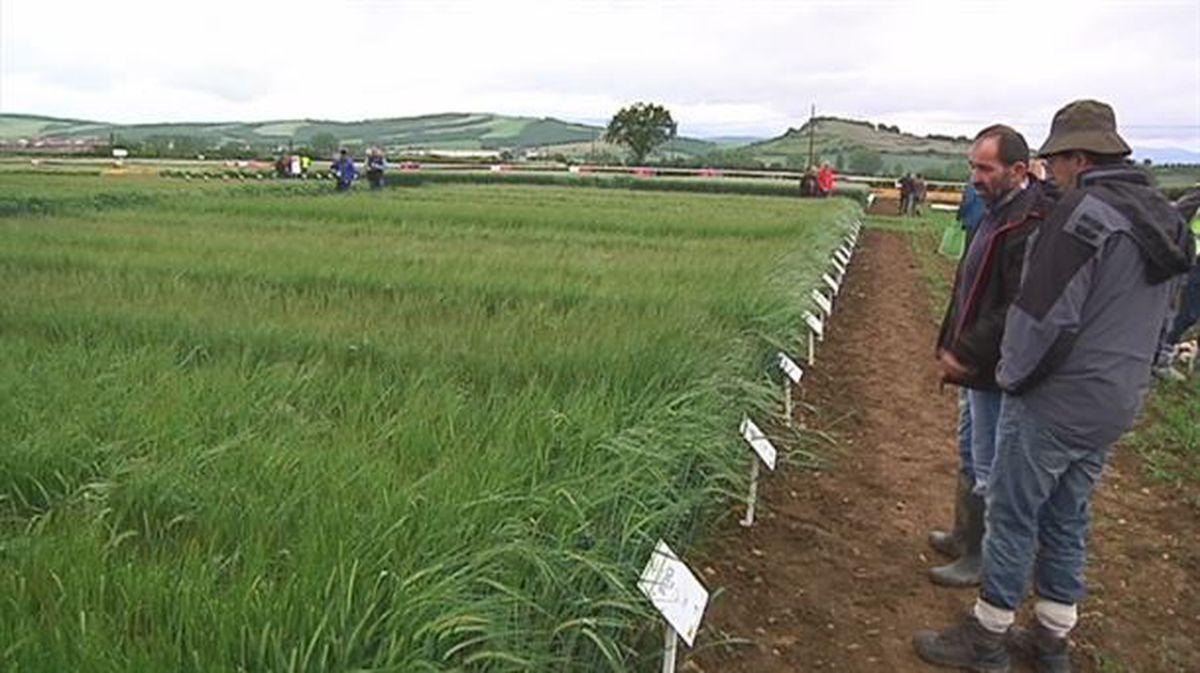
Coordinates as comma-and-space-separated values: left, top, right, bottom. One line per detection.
817, 162, 836, 197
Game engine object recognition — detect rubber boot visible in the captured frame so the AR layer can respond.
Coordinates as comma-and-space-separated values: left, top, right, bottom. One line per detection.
913, 613, 1010, 672
929, 472, 972, 558
929, 484, 984, 586
1007, 622, 1071, 673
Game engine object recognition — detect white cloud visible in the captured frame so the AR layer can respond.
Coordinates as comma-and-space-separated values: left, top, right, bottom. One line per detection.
2, 0, 1197, 149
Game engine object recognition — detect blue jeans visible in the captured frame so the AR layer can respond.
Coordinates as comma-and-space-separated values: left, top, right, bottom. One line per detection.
967, 388, 1003, 495
981, 394, 1111, 610
1166, 265, 1200, 345
957, 388, 974, 480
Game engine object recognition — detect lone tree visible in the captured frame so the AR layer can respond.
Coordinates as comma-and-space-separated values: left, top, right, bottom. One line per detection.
604, 102, 677, 165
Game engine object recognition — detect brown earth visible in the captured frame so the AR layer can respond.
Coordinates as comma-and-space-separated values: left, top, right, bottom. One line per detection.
688, 229, 1199, 673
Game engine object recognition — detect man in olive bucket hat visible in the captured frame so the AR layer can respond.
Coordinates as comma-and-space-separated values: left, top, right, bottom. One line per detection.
913, 100, 1194, 673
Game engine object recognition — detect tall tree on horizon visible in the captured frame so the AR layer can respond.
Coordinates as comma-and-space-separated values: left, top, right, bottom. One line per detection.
603, 102, 677, 165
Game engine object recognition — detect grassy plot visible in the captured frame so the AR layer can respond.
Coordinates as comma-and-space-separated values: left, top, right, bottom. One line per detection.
1127, 375, 1200, 494
0, 176, 855, 671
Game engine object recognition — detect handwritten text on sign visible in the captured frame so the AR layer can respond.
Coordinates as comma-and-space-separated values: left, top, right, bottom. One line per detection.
638, 540, 710, 648
740, 417, 778, 470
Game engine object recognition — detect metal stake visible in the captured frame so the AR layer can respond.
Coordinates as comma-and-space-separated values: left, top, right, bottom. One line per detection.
662, 622, 678, 673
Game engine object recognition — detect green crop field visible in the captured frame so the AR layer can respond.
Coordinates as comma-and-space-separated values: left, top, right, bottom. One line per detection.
0, 176, 855, 671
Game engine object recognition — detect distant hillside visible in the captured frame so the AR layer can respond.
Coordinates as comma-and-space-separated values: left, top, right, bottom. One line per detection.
740, 116, 973, 179
0, 112, 717, 159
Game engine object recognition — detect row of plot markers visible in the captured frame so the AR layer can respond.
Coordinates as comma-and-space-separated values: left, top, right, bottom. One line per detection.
637, 217, 865, 672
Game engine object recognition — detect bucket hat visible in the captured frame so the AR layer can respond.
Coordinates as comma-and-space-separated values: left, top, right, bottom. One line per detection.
1037, 99, 1131, 157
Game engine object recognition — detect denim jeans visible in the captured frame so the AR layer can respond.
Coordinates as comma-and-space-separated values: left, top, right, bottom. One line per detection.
981, 394, 1111, 610
967, 388, 1003, 495
957, 388, 974, 480
1166, 265, 1200, 345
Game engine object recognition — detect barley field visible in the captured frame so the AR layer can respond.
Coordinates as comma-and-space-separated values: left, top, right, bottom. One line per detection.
0, 176, 855, 671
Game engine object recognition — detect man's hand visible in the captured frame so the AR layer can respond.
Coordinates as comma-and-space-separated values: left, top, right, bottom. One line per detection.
938, 350, 974, 383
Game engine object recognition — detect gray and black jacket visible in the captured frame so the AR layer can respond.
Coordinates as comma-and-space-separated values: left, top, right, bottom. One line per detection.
936, 180, 1055, 390
997, 165, 1194, 449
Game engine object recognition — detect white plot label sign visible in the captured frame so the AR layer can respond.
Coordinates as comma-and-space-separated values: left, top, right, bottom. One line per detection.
638, 540, 710, 648
805, 310, 825, 341
823, 273, 840, 295
740, 417, 778, 470
830, 256, 847, 277
777, 351, 804, 384
811, 288, 833, 317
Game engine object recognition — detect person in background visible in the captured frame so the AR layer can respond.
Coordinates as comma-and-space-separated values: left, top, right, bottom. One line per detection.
899, 173, 914, 216
913, 173, 928, 216
800, 165, 820, 197
914, 99, 1194, 673
366, 148, 387, 190
1153, 187, 1200, 380
817, 162, 837, 197
331, 149, 357, 192
957, 181, 987, 246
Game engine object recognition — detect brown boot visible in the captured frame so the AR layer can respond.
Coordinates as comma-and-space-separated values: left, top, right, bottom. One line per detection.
1007, 622, 1071, 673
913, 613, 1010, 672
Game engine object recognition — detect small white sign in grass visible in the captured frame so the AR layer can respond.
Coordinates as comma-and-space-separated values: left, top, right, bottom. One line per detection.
777, 351, 804, 385
811, 288, 833, 317
638, 540, 709, 668
822, 272, 840, 295
739, 416, 778, 527
740, 417, 777, 471
804, 311, 824, 342
830, 256, 847, 279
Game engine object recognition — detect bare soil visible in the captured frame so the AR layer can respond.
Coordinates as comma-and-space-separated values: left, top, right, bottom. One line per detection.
688, 229, 1199, 673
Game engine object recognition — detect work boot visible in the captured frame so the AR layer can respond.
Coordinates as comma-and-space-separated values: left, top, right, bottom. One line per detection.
913, 613, 1010, 672
1007, 622, 1071, 673
929, 472, 973, 558
930, 485, 984, 586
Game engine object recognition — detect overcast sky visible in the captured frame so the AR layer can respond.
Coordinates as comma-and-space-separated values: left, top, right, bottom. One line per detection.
2, 0, 1198, 150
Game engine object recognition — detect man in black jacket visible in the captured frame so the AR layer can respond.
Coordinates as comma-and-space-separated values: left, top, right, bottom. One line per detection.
915, 100, 1194, 673
928, 125, 1054, 588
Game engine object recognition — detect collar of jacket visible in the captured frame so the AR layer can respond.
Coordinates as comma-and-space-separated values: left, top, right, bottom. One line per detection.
1078, 164, 1149, 188
989, 179, 1043, 224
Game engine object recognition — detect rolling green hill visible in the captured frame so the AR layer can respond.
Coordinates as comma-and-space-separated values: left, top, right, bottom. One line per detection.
0, 112, 720, 159
743, 116, 973, 179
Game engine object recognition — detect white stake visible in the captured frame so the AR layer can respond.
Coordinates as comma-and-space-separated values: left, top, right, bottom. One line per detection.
783, 379, 794, 428
662, 622, 678, 673
808, 330, 815, 365
740, 456, 761, 528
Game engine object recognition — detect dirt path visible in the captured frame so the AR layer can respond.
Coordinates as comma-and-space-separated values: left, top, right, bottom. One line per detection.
691, 229, 1199, 673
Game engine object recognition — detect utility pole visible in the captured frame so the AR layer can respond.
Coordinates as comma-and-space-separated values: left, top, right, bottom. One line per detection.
807, 104, 816, 168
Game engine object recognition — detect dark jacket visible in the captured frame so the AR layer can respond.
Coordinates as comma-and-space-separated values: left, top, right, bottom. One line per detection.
998, 165, 1194, 449
937, 179, 1054, 389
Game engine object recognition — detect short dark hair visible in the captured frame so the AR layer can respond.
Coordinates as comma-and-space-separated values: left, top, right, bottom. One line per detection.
974, 124, 1029, 167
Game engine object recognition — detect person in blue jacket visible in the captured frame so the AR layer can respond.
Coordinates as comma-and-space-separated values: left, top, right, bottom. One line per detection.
331, 149, 357, 191
957, 181, 987, 247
